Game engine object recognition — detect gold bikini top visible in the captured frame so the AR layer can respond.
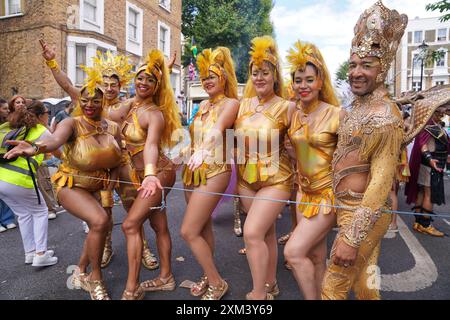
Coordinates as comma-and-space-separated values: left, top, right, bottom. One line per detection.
63, 116, 121, 172
121, 104, 156, 156
234, 97, 290, 160
288, 102, 340, 180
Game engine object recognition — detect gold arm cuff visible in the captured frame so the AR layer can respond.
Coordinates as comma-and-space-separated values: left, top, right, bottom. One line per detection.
100, 190, 114, 208
46, 59, 59, 70
144, 164, 158, 177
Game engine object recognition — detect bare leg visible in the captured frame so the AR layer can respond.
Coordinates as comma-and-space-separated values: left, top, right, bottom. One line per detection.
180, 172, 231, 287
148, 208, 171, 278
240, 186, 290, 300
284, 200, 336, 299
122, 185, 163, 293
58, 187, 109, 281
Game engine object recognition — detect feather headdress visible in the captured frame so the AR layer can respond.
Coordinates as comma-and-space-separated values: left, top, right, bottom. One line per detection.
91, 51, 134, 88
249, 36, 278, 68
286, 41, 323, 75
136, 49, 164, 85
196, 47, 238, 99
81, 64, 104, 96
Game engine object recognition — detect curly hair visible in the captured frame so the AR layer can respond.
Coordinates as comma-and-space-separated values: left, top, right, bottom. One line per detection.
8, 100, 39, 129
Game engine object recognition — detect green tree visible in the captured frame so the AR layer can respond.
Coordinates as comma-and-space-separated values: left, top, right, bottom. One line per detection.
335, 60, 349, 82
426, 0, 450, 22
182, 0, 274, 83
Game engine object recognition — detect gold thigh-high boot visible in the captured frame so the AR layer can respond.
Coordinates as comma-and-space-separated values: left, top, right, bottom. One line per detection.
233, 197, 243, 237
321, 199, 392, 300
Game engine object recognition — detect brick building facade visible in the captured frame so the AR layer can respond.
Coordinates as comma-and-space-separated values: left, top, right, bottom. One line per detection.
0, 0, 182, 100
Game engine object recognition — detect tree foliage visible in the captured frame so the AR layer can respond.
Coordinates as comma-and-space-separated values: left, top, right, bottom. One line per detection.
335, 60, 349, 82
426, 0, 450, 22
182, 0, 274, 83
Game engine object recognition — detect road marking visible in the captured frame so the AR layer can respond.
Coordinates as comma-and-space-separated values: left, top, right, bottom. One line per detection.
444, 219, 450, 226
381, 216, 438, 292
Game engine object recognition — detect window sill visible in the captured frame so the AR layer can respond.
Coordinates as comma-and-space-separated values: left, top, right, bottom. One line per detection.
128, 38, 141, 46
159, 4, 171, 13
0, 13, 24, 20
83, 18, 101, 28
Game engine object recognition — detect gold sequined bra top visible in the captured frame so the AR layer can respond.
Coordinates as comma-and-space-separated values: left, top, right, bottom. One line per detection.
63, 116, 122, 172
288, 102, 340, 192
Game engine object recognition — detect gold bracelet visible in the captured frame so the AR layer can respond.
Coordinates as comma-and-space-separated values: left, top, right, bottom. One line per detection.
100, 190, 114, 208
46, 59, 59, 70
144, 164, 158, 177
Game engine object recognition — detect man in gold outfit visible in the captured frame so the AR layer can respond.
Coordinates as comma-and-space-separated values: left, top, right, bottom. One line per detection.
321, 1, 408, 300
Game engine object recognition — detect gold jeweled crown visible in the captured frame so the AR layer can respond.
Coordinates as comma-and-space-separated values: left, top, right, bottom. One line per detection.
351, 0, 408, 82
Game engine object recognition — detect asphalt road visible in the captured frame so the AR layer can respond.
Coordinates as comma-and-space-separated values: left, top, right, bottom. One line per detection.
0, 175, 449, 300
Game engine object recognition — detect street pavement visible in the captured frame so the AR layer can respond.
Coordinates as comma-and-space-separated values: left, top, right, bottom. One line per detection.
0, 174, 449, 300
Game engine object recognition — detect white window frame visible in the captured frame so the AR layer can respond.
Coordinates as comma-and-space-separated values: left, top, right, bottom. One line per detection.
159, 0, 171, 12
75, 45, 87, 86
1, 0, 23, 18
79, 0, 104, 34
126, 1, 143, 57
158, 20, 171, 58
412, 81, 420, 92
67, 36, 116, 86
437, 28, 447, 42
414, 30, 423, 44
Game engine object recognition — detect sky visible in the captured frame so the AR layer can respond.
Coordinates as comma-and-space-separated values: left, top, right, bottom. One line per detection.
271, 0, 441, 81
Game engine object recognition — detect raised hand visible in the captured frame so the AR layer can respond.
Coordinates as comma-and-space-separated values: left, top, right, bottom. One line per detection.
40, 39, 56, 61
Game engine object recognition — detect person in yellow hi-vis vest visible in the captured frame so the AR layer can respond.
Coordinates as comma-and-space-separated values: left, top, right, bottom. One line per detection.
0, 100, 58, 267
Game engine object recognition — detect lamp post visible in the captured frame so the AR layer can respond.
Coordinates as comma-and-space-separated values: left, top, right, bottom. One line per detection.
418, 40, 429, 91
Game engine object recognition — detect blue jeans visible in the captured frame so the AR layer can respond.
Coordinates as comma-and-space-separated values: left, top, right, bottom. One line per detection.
0, 199, 15, 226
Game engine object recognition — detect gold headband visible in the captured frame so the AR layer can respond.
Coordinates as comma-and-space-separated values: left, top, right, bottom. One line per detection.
91, 51, 134, 87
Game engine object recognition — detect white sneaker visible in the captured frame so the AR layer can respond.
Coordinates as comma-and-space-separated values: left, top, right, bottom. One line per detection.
48, 212, 57, 220
25, 250, 55, 264
0, 226, 6, 233
6, 223, 16, 229
32, 251, 58, 267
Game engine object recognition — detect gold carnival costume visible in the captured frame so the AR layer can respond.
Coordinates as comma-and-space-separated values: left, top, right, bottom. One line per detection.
235, 36, 293, 193
321, 1, 408, 300
182, 47, 238, 186
286, 41, 340, 218
121, 50, 181, 187
51, 70, 121, 199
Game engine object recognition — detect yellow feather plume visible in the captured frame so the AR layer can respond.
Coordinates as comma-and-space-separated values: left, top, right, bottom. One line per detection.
81, 64, 103, 96
196, 49, 213, 79
287, 41, 314, 74
90, 50, 134, 88
249, 36, 278, 67
145, 49, 165, 77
